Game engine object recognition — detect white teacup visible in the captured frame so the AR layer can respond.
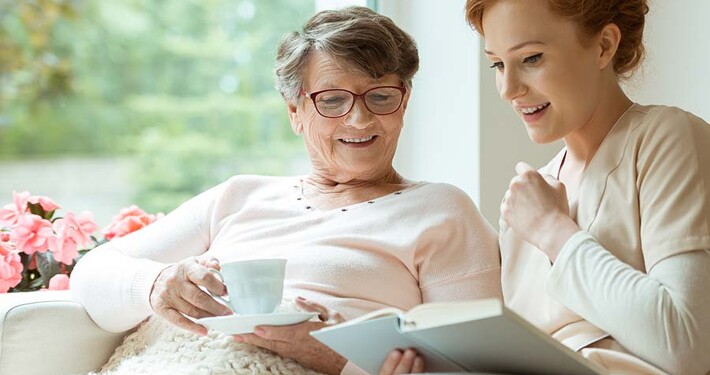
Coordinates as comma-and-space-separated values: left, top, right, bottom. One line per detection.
208, 258, 287, 315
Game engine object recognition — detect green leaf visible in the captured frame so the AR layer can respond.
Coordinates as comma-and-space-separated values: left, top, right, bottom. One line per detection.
27, 202, 46, 217
10, 267, 43, 292
91, 236, 108, 247
35, 251, 62, 288
28, 277, 45, 290
44, 210, 57, 220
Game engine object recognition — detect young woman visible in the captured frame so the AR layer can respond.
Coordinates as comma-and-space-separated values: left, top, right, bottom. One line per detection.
381, 0, 710, 374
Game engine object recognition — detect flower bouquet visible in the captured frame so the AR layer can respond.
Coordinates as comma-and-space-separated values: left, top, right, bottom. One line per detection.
0, 191, 161, 293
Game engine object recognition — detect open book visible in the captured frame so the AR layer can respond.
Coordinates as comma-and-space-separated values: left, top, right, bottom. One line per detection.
310, 299, 606, 375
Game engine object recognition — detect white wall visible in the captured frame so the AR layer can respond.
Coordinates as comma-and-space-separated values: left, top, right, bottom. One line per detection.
383, 0, 710, 226
624, 0, 710, 122
381, 0, 482, 204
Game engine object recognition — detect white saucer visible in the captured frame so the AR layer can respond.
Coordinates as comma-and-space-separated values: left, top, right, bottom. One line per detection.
196, 312, 318, 335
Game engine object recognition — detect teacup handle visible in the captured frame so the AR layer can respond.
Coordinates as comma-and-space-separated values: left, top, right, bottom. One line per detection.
207, 268, 233, 311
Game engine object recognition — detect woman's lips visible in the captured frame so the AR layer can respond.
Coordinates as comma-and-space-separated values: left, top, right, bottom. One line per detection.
520, 103, 550, 123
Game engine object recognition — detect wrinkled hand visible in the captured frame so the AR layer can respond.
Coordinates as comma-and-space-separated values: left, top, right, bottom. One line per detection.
234, 297, 347, 375
501, 162, 579, 260
150, 255, 232, 335
379, 349, 424, 375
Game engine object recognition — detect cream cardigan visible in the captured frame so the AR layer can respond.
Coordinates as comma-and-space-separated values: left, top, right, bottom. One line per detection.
501, 104, 710, 375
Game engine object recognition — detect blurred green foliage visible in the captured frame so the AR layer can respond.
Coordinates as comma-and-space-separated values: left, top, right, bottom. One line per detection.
0, 0, 314, 212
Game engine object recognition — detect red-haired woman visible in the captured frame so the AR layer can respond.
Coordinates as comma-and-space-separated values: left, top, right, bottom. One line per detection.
381, 1, 710, 374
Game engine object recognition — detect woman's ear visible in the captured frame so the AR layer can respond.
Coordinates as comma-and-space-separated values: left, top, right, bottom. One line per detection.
287, 101, 303, 135
597, 23, 622, 70
401, 89, 411, 114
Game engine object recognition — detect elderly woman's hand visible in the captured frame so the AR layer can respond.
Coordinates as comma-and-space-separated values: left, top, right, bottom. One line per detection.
379, 349, 424, 375
234, 297, 348, 375
150, 255, 232, 335
500, 162, 579, 261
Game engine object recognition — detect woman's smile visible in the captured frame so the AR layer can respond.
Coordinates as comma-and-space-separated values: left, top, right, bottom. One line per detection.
517, 102, 550, 123
338, 135, 378, 148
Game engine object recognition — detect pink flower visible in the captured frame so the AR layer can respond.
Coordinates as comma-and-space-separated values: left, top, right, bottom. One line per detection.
60, 211, 97, 247
27, 195, 61, 213
0, 238, 23, 293
10, 214, 55, 255
49, 211, 96, 265
0, 234, 15, 254
0, 191, 30, 227
48, 274, 70, 290
48, 220, 78, 265
102, 205, 161, 240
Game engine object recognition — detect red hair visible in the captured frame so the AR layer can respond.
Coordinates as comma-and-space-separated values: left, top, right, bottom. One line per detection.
465, 0, 649, 76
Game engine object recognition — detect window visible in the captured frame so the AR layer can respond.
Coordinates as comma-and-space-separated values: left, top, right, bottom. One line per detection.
0, 0, 367, 224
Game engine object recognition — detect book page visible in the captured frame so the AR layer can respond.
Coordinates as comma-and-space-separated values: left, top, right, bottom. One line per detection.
331, 307, 405, 328
402, 298, 504, 331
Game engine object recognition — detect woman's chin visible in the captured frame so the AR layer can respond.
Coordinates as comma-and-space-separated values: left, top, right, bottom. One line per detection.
336, 153, 392, 171
525, 128, 560, 145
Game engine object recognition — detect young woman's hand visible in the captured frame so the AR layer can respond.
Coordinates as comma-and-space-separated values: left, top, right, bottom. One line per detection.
501, 162, 579, 261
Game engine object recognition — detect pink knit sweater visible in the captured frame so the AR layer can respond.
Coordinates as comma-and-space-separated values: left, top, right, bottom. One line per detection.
71, 175, 501, 373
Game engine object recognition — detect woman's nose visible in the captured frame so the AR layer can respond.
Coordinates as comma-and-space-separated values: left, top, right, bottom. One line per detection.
343, 99, 374, 129
497, 69, 526, 102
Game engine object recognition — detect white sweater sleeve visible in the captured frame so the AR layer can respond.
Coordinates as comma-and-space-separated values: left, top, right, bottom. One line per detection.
70, 185, 219, 332
546, 231, 710, 375
69, 247, 169, 332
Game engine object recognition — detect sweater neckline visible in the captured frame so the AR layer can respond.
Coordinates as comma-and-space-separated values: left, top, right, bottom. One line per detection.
291, 178, 426, 213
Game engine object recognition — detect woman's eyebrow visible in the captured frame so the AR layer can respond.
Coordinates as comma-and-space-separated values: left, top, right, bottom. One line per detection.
484, 40, 546, 55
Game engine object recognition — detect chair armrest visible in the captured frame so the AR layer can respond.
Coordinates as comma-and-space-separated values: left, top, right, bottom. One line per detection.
0, 290, 127, 375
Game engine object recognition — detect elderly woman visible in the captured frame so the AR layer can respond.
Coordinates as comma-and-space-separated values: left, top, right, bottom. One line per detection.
70, 6, 501, 375
382, 0, 710, 374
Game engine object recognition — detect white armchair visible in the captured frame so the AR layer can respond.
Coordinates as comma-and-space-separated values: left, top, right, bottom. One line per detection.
0, 291, 127, 375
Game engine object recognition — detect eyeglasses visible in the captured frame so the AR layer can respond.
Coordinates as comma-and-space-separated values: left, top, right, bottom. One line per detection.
301, 86, 407, 118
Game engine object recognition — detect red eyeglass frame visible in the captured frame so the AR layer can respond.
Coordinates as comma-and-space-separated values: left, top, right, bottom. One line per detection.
299, 86, 407, 118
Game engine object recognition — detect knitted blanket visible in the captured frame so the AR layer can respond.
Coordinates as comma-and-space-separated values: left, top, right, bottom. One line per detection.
89, 315, 324, 375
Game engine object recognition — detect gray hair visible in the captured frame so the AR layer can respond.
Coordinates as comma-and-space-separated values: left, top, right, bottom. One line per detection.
274, 6, 419, 104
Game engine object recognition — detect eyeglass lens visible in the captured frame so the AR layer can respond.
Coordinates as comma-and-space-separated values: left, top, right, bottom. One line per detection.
314, 87, 403, 117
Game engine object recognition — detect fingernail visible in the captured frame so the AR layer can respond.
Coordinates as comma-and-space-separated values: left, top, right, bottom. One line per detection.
296, 296, 306, 301
254, 327, 265, 336
233, 335, 244, 343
